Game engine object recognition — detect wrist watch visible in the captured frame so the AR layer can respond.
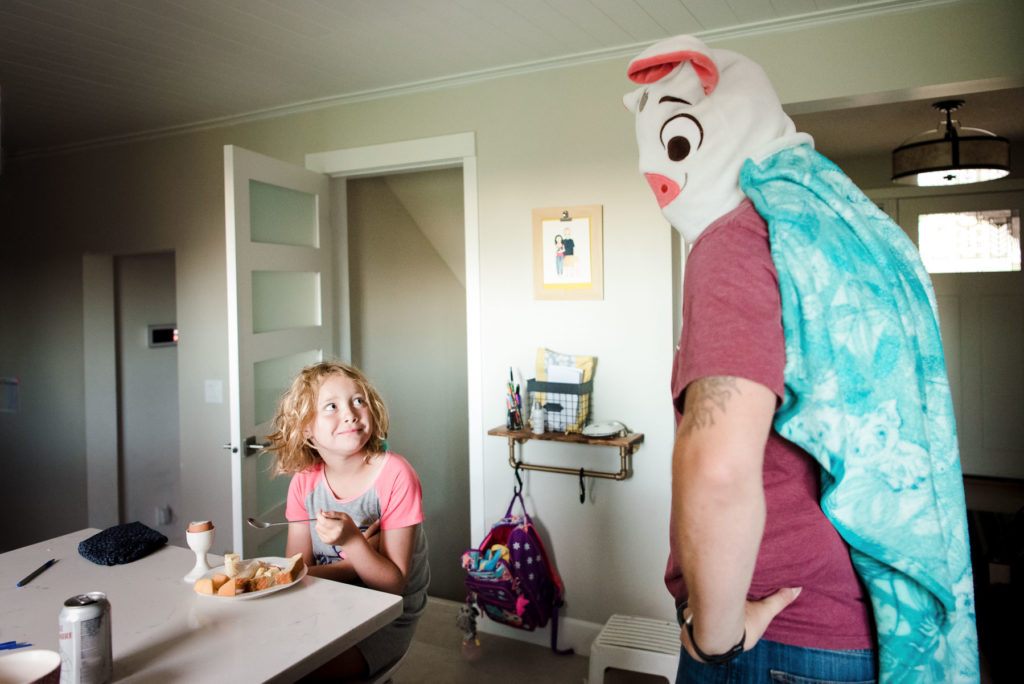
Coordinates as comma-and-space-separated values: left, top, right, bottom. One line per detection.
681, 601, 745, 664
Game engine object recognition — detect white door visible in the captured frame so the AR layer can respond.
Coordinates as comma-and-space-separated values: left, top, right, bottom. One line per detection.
898, 190, 1024, 479
224, 145, 333, 557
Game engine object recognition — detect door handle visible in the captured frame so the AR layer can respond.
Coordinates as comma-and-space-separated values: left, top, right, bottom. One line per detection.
223, 438, 269, 455
244, 435, 270, 457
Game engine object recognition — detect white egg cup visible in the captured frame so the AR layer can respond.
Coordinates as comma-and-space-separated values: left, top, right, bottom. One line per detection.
184, 527, 215, 583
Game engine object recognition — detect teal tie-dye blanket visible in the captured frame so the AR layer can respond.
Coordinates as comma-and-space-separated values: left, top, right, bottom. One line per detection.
739, 144, 978, 683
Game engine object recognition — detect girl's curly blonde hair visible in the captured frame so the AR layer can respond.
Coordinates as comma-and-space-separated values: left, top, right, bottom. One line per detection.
267, 361, 390, 475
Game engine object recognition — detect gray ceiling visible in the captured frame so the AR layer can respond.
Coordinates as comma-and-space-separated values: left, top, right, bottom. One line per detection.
1, 0, 1021, 160
791, 87, 1024, 161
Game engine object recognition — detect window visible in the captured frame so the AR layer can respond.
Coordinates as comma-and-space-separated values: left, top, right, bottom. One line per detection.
918, 209, 1021, 273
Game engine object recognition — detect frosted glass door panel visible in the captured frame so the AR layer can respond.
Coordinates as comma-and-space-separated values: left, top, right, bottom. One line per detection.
249, 180, 318, 247
226, 145, 333, 557
252, 271, 321, 333
253, 349, 321, 426
256, 529, 286, 557
255, 448, 290, 515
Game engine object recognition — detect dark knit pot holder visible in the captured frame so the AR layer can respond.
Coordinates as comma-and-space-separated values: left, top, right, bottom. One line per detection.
78, 521, 168, 565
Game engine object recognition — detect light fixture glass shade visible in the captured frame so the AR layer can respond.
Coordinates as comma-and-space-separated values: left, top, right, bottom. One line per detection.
892, 100, 1011, 186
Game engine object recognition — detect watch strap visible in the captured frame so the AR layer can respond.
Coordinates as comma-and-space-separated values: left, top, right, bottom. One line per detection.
681, 602, 745, 664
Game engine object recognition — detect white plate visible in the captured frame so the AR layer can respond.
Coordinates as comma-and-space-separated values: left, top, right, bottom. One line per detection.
582, 420, 626, 437
0, 649, 60, 684
195, 556, 307, 600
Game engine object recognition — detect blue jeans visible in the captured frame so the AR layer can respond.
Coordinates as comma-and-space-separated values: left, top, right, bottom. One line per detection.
675, 638, 877, 683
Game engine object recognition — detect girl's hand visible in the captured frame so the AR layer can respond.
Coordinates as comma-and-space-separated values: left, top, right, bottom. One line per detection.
315, 509, 361, 548
362, 519, 381, 552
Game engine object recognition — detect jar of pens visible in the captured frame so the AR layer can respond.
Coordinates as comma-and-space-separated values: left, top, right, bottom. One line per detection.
505, 368, 524, 430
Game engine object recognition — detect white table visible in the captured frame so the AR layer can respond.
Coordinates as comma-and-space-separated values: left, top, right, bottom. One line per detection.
1, 529, 403, 683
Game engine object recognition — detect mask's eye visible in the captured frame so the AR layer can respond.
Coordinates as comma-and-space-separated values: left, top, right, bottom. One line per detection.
667, 136, 690, 162
660, 113, 703, 162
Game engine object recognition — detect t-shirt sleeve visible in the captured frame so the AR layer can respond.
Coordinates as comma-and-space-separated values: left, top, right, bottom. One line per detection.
672, 206, 785, 417
376, 455, 425, 530
285, 468, 317, 521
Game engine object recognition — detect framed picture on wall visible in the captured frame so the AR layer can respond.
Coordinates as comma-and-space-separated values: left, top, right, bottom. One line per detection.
532, 204, 603, 300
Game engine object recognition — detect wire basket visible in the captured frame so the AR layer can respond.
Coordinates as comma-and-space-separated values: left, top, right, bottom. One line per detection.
526, 378, 593, 433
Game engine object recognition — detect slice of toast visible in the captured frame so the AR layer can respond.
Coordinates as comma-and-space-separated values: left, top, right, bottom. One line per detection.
251, 565, 281, 591
276, 553, 306, 585
217, 577, 250, 597
211, 573, 229, 592
193, 572, 231, 595
224, 553, 242, 578
252, 574, 274, 591
193, 577, 215, 594
236, 560, 263, 581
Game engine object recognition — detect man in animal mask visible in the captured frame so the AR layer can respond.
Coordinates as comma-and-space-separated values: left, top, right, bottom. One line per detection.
624, 35, 977, 684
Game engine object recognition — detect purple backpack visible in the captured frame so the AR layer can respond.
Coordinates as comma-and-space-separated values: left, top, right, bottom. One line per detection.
461, 491, 572, 654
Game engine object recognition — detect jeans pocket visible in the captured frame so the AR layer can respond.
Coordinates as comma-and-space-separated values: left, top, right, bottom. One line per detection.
770, 671, 875, 684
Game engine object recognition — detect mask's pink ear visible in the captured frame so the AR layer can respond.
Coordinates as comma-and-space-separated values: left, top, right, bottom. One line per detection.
626, 50, 719, 95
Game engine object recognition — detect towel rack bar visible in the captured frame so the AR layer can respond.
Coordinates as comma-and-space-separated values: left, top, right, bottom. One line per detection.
488, 426, 643, 482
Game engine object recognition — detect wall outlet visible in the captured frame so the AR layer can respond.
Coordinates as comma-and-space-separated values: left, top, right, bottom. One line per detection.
204, 379, 223, 404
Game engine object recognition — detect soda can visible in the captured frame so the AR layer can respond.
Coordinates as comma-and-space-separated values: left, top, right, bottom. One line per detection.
58, 592, 112, 684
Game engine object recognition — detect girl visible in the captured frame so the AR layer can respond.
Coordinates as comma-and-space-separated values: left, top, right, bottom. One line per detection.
268, 361, 430, 681
554, 234, 565, 276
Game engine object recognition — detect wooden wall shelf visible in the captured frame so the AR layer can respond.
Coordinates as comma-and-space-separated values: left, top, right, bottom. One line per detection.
487, 426, 644, 481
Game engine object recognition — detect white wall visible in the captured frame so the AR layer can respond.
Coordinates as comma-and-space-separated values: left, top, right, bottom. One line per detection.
1, 0, 1022, 647
0, 252, 89, 551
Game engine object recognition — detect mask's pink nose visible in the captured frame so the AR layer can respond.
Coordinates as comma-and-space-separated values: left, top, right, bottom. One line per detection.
644, 173, 680, 208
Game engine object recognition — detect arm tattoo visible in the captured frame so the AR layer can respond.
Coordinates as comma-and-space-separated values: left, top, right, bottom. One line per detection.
679, 376, 739, 436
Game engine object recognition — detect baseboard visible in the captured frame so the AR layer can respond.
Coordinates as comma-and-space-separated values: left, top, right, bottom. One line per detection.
475, 609, 602, 656
426, 595, 601, 655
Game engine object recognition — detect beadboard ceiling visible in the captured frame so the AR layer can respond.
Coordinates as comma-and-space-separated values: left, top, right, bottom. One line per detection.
0, 0, 1020, 159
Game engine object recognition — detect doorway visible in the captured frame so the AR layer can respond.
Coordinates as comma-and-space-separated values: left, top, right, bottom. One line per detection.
897, 190, 1024, 480
347, 168, 470, 601
83, 251, 182, 545
115, 252, 182, 544
222, 134, 481, 566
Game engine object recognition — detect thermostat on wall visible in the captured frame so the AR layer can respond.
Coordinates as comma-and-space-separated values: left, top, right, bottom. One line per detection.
148, 324, 178, 348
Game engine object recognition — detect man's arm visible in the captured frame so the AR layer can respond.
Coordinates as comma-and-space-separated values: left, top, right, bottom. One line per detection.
673, 374, 786, 657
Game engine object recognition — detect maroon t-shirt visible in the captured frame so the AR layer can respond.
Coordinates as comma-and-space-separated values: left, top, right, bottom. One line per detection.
666, 199, 873, 650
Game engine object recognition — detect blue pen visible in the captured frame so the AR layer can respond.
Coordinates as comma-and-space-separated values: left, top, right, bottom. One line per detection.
17, 558, 56, 587
0, 641, 32, 650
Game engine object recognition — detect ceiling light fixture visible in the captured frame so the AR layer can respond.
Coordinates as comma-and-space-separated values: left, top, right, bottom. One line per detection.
892, 99, 1010, 186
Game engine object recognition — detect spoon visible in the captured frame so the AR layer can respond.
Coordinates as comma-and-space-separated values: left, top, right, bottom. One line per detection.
246, 517, 316, 528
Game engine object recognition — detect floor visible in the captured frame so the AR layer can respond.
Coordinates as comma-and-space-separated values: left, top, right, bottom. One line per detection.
393, 598, 668, 684
392, 597, 1002, 683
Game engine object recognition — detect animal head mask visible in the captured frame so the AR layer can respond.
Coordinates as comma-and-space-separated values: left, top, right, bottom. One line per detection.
623, 36, 798, 243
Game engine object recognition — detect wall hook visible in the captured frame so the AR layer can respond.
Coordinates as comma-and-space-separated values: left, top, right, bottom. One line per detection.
514, 461, 524, 496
